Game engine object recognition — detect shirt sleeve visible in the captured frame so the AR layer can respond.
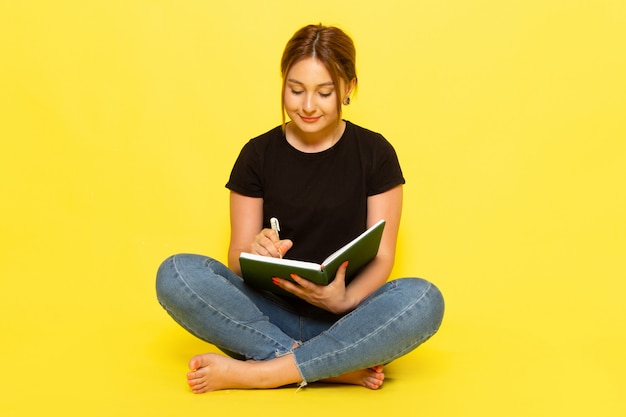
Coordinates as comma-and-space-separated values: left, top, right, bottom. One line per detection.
225, 139, 265, 198
367, 135, 406, 196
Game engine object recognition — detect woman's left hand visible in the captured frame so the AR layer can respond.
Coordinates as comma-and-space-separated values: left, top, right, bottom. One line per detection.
272, 261, 355, 314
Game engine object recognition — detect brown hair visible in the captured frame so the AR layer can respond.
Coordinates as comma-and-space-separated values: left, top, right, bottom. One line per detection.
280, 24, 358, 130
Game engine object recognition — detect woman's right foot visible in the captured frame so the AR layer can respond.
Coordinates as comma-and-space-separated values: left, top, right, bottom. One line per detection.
186, 352, 302, 394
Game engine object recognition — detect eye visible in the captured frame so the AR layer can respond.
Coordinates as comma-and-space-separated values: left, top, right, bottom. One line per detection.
319, 91, 333, 98
290, 89, 304, 95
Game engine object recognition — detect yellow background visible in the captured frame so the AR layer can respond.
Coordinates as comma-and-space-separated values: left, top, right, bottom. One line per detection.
1, 1, 625, 416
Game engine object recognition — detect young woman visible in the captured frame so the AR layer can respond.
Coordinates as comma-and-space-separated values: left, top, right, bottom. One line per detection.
156, 24, 444, 393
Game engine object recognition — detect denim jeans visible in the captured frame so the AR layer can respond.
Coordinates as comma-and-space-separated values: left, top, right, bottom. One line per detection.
156, 253, 444, 385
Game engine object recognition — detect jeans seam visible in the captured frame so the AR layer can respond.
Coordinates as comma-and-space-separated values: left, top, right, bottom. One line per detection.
297, 280, 433, 373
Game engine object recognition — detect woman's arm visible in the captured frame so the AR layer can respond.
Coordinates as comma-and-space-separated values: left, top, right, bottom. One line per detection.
228, 192, 264, 275
228, 191, 293, 275
342, 184, 403, 308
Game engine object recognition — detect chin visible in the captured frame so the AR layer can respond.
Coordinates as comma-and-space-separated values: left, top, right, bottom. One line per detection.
295, 121, 324, 132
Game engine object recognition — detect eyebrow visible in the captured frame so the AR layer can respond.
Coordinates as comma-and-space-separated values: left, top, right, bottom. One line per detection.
287, 79, 335, 87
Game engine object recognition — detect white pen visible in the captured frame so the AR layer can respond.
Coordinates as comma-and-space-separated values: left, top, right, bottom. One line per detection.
269, 217, 282, 258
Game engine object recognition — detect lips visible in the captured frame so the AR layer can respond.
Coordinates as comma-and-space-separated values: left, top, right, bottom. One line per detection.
300, 115, 321, 123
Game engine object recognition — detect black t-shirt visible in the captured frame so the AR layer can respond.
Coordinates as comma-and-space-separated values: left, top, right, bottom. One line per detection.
226, 121, 405, 266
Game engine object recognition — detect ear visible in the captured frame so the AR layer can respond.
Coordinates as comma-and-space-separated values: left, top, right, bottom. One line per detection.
344, 77, 357, 97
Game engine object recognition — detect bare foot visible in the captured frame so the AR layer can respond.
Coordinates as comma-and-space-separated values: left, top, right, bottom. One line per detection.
187, 353, 249, 393
320, 365, 385, 390
186, 352, 300, 394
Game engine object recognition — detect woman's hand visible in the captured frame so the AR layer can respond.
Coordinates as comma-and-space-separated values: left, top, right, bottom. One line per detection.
251, 228, 293, 259
271, 261, 356, 314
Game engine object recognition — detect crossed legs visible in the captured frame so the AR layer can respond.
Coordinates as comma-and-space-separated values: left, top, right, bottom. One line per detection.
156, 254, 443, 393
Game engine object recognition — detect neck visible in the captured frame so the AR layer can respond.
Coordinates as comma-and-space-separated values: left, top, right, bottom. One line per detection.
287, 120, 345, 153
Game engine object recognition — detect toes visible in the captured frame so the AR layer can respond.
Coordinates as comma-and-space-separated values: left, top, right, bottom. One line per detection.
192, 384, 208, 394
188, 377, 208, 392
363, 368, 384, 390
364, 376, 384, 390
187, 371, 202, 381
188, 355, 204, 371
188, 353, 214, 371
187, 371, 207, 388
193, 381, 207, 391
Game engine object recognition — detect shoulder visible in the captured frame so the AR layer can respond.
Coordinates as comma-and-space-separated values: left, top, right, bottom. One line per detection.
227, 125, 283, 196
243, 125, 283, 151
343, 121, 405, 192
234, 125, 284, 165
344, 121, 398, 154
346, 121, 385, 140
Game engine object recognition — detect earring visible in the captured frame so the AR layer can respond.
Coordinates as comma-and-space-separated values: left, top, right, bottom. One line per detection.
343, 97, 351, 105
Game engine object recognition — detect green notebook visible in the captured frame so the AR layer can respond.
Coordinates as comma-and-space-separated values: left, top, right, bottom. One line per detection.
239, 219, 385, 297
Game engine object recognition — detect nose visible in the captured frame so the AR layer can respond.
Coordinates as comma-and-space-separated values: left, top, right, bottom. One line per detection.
302, 93, 315, 113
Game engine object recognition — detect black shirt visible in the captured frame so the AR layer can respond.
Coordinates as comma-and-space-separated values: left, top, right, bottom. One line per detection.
226, 121, 405, 267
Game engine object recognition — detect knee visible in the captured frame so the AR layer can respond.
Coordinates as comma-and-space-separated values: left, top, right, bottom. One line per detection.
155, 253, 226, 308
155, 254, 178, 307
396, 278, 445, 330
155, 253, 201, 306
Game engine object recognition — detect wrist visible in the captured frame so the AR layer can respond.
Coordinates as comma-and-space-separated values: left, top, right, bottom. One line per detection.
329, 294, 358, 315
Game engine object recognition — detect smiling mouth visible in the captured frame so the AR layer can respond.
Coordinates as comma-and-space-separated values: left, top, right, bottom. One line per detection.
300, 115, 321, 123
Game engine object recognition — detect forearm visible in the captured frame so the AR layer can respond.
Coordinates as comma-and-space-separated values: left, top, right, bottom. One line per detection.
228, 247, 243, 276
335, 254, 394, 314
228, 192, 264, 276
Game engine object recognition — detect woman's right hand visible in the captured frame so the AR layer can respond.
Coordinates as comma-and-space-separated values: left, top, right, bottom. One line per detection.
251, 228, 293, 258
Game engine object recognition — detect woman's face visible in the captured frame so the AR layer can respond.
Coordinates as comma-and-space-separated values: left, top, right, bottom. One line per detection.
283, 57, 346, 137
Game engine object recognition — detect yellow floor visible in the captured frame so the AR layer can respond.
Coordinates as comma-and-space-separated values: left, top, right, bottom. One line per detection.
1, 234, 624, 416
2, 1, 625, 416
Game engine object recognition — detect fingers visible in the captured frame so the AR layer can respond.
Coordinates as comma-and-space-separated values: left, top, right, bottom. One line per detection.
271, 274, 315, 298
270, 261, 353, 314
271, 274, 310, 292
331, 261, 349, 287
289, 273, 315, 289
252, 229, 289, 258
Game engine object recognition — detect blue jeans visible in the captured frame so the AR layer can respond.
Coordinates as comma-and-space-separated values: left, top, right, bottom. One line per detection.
156, 254, 444, 385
